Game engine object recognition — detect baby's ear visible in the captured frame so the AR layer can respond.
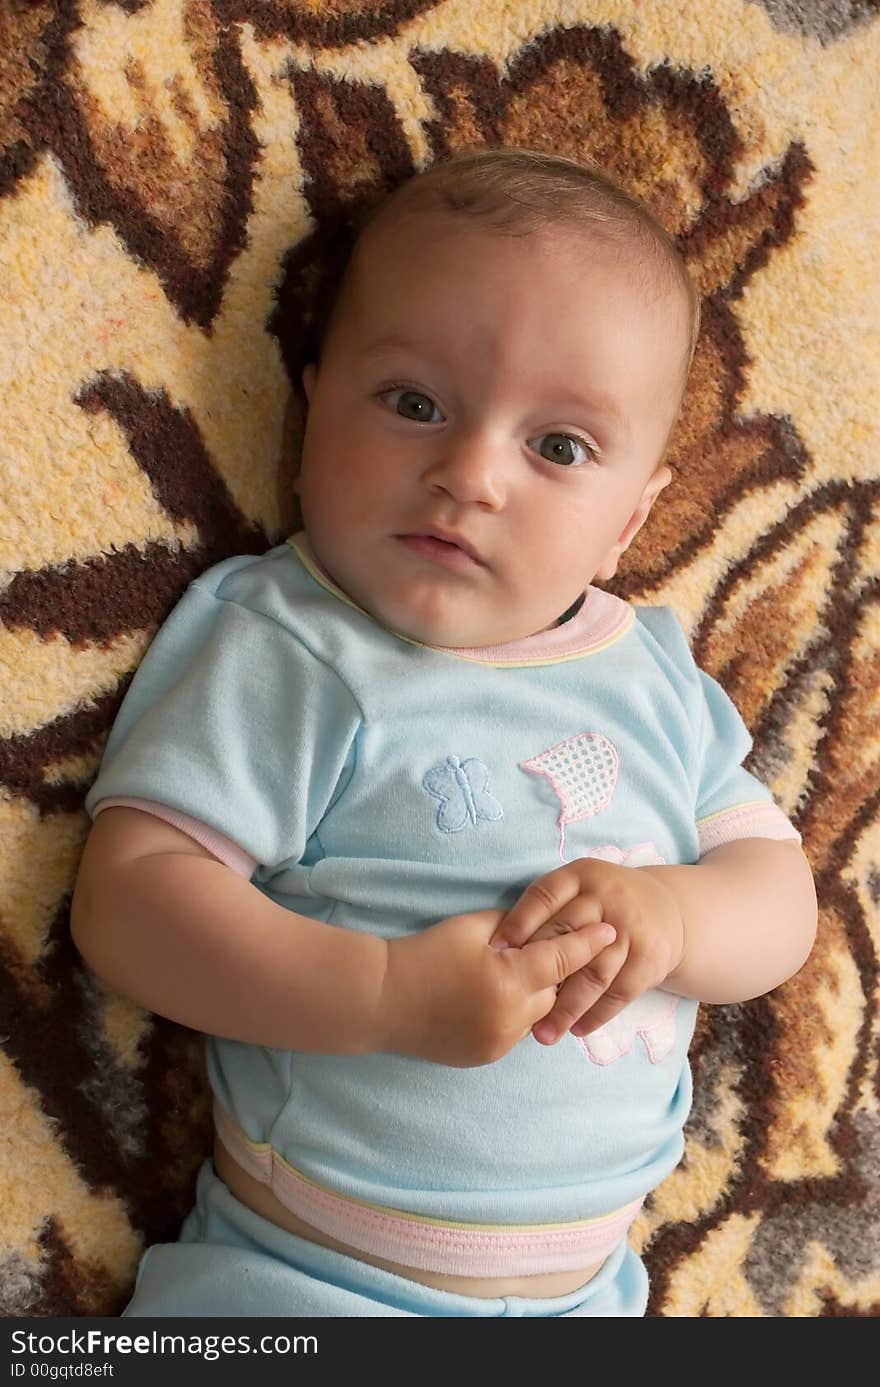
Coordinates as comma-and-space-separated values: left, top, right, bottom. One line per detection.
302, 362, 317, 402
594, 464, 672, 581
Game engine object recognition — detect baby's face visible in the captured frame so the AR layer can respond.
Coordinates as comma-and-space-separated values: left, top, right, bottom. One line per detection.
296, 210, 688, 647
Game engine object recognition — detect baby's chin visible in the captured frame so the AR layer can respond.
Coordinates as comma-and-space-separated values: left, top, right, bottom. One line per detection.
314, 551, 556, 648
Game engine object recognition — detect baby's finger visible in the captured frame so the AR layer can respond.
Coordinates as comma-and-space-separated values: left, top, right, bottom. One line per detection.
532, 943, 627, 1044
568, 956, 664, 1039
527, 897, 608, 944
491, 865, 586, 948
518, 919, 617, 994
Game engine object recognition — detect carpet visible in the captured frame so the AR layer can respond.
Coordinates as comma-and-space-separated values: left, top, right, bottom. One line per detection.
1, 0, 878, 1317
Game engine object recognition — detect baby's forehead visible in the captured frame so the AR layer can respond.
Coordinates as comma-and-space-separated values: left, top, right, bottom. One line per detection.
354, 206, 681, 308
357, 203, 608, 265
345, 210, 688, 352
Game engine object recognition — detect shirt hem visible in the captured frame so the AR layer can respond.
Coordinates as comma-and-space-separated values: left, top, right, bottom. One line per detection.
213, 1101, 642, 1277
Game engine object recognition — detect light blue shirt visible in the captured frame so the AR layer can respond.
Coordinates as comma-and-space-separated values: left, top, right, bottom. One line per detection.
85, 535, 800, 1231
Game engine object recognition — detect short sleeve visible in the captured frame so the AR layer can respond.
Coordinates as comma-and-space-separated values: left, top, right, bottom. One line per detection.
695, 667, 801, 856
84, 579, 362, 875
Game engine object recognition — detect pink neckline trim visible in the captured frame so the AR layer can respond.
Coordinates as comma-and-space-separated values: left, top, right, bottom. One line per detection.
287, 532, 632, 664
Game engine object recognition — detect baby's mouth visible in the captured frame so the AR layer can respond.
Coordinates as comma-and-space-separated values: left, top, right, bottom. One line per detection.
395, 532, 484, 571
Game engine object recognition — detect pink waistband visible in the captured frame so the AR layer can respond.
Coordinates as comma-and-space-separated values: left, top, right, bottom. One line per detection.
213, 1101, 642, 1277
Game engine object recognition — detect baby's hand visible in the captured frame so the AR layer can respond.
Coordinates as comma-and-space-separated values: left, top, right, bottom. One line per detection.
382, 906, 617, 1068
489, 859, 685, 1045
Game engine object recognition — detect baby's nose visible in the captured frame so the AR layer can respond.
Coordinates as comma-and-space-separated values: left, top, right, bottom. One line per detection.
422, 431, 507, 509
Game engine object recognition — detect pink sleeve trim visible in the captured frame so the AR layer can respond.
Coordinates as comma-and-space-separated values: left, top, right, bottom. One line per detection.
697, 800, 802, 857
90, 797, 257, 878
213, 1101, 641, 1277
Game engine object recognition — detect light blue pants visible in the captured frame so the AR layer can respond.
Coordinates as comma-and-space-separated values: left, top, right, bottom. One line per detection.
122, 1158, 649, 1318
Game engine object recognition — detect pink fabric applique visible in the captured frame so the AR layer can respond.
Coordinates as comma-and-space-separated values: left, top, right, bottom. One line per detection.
577, 990, 680, 1066
520, 733, 618, 861
573, 841, 677, 1065
585, 841, 666, 868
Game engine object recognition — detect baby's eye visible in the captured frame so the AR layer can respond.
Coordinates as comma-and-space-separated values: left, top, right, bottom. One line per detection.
530, 432, 597, 467
380, 387, 443, 423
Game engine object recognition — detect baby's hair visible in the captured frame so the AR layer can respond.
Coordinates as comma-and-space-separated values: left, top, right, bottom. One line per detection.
315, 146, 701, 388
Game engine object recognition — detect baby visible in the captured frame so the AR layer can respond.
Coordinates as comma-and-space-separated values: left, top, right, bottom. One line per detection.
71, 147, 818, 1319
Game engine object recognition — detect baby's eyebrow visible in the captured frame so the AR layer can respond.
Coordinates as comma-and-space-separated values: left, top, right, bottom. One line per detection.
542, 390, 629, 439
361, 335, 421, 357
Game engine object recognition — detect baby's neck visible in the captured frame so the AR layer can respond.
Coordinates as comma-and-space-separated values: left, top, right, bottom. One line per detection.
552, 592, 587, 629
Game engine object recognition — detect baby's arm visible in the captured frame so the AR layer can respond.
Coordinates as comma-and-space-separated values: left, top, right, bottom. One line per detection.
72, 806, 613, 1066
71, 807, 387, 1054
642, 838, 817, 1000
492, 839, 817, 1042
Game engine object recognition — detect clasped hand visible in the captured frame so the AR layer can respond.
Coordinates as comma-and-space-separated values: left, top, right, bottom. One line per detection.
489, 858, 685, 1045
383, 858, 684, 1067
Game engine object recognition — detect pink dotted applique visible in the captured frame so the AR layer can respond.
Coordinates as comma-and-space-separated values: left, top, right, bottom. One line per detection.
520, 733, 618, 861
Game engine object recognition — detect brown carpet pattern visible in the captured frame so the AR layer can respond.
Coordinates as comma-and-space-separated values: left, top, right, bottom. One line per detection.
1, 0, 878, 1316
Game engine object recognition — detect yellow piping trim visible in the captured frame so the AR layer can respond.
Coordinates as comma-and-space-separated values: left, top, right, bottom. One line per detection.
695, 800, 777, 827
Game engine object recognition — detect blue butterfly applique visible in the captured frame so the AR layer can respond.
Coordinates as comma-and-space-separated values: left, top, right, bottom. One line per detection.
423, 755, 504, 834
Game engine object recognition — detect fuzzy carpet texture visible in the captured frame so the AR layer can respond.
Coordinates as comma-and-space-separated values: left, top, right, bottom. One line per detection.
1, 0, 878, 1318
